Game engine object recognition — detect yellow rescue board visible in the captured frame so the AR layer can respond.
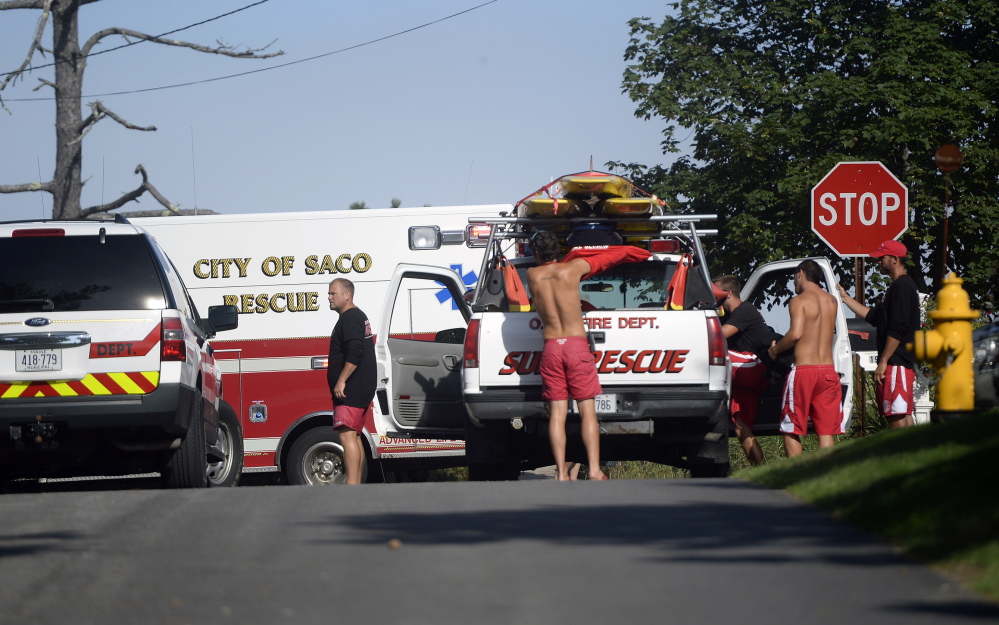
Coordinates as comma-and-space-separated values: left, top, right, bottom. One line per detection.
559, 175, 633, 198
520, 197, 585, 218
598, 197, 656, 216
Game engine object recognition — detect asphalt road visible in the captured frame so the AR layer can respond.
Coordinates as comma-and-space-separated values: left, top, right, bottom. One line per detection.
0, 477, 996, 625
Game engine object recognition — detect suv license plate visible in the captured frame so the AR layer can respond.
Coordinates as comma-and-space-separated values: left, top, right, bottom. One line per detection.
572, 394, 617, 414
15, 349, 62, 372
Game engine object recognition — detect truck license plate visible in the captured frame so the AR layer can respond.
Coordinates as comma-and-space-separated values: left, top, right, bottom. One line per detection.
15, 349, 62, 372
572, 394, 617, 414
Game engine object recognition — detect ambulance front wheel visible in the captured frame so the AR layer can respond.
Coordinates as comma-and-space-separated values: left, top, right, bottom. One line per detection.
286, 427, 368, 486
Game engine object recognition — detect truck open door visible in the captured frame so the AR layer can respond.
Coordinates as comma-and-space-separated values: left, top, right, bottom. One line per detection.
741, 257, 855, 436
375, 264, 471, 439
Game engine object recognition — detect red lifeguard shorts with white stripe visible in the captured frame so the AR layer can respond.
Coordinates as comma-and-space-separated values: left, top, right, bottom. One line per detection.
729, 350, 769, 429
779, 364, 845, 436
875, 365, 915, 417
539, 337, 602, 402
333, 403, 372, 433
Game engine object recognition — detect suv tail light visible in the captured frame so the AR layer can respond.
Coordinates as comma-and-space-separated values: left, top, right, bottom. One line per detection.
161, 317, 187, 362
706, 316, 727, 366
463, 319, 480, 368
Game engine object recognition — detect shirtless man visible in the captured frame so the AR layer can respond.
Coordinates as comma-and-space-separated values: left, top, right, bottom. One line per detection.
524, 230, 651, 480
526, 231, 608, 481
766, 259, 844, 458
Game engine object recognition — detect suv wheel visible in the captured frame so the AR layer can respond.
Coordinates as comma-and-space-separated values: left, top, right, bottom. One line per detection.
162, 398, 209, 489
207, 401, 243, 487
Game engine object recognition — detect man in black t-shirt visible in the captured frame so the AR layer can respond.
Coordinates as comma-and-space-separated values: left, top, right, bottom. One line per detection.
714, 275, 781, 466
327, 278, 376, 484
838, 240, 921, 428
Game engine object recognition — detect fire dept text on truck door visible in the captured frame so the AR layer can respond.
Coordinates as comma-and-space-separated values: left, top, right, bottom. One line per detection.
193, 254, 372, 314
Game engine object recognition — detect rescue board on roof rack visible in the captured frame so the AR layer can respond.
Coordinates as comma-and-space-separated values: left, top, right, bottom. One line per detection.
597, 197, 657, 216
560, 173, 633, 198
521, 197, 586, 218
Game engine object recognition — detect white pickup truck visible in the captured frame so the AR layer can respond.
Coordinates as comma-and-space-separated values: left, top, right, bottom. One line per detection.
386, 211, 862, 479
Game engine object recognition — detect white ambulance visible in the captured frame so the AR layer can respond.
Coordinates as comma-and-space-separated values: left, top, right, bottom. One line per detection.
134, 205, 507, 484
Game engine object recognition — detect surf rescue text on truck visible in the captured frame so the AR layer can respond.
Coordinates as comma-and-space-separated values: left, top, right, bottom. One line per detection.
446, 171, 860, 478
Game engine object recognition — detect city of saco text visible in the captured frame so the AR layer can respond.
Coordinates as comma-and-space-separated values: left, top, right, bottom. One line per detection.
191, 254, 372, 315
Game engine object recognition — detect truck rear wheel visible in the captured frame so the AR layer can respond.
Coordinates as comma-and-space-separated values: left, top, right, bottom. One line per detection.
286, 427, 367, 486
465, 420, 520, 481
467, 462, 520, 481
162, 399, 209, 489
207, 401, 243, 487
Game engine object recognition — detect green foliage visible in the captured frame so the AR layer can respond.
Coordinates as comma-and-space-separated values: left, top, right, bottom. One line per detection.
390, 198, 402, 208
349, 201, 368, 210
616, 0, 999, 308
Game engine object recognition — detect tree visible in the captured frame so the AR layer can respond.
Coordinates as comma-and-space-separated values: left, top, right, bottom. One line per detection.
349, 201, 368, 210
616, 0, 999, 308
0, 0, 282, 219
390, 197, 402, 208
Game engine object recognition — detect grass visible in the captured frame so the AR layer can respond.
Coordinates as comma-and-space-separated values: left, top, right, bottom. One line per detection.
738, 410, 999, 603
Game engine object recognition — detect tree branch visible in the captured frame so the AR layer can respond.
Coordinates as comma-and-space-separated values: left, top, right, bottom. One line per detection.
0, 0, 53, 111
0, 180, 52, 194
79, 164, 180, 218
0, 1, 48, 10
81, 27, 283, 60
73, 101, 156, 145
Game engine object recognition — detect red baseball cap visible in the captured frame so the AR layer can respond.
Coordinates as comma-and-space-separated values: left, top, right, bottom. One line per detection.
870, 240, 907, 258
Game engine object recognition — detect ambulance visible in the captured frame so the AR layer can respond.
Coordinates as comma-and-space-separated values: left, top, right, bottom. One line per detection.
133, 205, 508, 484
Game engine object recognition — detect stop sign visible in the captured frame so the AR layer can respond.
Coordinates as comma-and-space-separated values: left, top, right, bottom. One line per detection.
811, 161, 908, 257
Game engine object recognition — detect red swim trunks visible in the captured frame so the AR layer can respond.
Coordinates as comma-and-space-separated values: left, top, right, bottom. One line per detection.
875, 365, 915, 417
779, 364, 845, 436
333, 403, 372, 433
729, 350, 769, 428
539, 337, 602, 402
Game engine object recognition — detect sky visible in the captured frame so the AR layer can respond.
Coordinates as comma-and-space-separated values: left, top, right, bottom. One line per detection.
1, 0, 677, 219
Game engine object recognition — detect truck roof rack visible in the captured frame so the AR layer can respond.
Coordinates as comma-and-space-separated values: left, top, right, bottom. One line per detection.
467, 213, 719, 307
467, 214, 717, 227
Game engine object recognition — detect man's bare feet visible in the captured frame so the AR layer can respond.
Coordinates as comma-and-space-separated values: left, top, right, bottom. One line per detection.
555, 463, 582, 481
568, 462, 580, 480
589, 469, 608, 480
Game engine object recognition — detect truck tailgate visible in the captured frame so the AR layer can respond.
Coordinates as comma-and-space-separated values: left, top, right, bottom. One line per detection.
474, 310, 716, 388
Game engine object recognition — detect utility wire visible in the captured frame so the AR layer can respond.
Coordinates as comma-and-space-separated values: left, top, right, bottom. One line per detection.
0, 0, 274, 79
4, 0, 499, 102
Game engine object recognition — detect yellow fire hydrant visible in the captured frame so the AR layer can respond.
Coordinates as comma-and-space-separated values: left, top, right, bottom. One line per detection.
907, 272, 979, 421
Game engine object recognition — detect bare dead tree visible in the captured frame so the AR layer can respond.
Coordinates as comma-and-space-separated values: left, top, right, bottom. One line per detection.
0, 0, 283, 219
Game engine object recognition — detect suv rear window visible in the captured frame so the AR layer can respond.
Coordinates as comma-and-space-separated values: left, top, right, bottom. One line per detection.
578, 261, 673, 309
0, 234, 167, 312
